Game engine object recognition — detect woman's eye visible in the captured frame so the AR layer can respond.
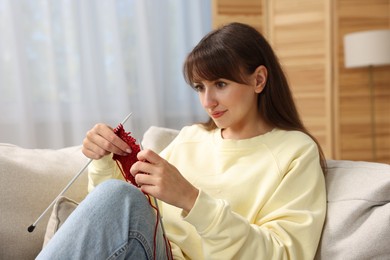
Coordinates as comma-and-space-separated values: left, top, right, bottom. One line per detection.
192, 84, 204, 92
215, 81, 227, 88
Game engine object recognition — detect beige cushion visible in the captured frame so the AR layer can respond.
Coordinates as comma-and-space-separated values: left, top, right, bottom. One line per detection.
0, 143, 88, 259
42, 196, 79, 248
315, 160, 390, 259
141, 126, 180, 153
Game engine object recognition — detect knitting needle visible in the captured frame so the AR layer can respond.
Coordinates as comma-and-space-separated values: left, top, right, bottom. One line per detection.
28, 112, 133, 232
153, 194, 169, 253
152, 194, 171, 259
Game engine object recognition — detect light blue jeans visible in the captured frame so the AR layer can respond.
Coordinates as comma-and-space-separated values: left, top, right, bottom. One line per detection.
37, 179, 170, 260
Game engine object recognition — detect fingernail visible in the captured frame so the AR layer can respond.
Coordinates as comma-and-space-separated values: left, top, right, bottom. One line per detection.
126, 149, 132, 153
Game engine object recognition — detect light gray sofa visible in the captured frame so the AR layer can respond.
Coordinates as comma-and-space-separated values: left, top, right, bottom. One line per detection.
1, 126, 389, 259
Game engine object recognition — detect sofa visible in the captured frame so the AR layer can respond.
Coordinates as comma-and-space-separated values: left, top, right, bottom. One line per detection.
1, 126, 389, 259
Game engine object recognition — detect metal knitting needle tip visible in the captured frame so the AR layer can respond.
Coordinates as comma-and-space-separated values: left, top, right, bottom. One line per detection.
120, 112, 133, 125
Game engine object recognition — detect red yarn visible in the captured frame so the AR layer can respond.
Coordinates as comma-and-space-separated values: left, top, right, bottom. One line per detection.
112, 123, 141, 186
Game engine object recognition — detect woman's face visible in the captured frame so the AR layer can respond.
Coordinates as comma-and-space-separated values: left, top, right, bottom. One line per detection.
193, 66, 268, 139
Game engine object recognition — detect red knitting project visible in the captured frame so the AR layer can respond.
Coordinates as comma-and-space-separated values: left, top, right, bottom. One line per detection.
112, 123, 141, 186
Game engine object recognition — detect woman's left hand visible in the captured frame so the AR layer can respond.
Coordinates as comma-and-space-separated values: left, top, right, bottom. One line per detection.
130, 149, 199, 212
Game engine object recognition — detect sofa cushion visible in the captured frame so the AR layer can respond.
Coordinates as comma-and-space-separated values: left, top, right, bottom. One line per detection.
42, 196, 79, 248
0, 143, 89, 259
315, 160, 390, 259
141, 126, 180, 153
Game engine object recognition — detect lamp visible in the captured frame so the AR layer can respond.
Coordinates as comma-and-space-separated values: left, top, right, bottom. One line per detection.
343, 29, 390, 161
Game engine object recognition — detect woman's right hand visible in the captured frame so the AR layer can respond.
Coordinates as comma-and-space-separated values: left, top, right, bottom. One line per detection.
82, 123, 131, 160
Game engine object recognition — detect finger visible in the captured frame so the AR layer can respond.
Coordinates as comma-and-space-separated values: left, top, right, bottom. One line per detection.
136, 149, 161, 164
82, 140, 110, 159
139, 183, 160, 197
85, 124, 132, 155
94, 124, 132, 153
85, 131, 124, 156
130, 160, 158, 177
135, 173, 163, 197
134, 172, 153, 186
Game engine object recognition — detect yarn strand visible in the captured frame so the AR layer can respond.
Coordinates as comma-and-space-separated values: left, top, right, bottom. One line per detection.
112, 123, 173, 260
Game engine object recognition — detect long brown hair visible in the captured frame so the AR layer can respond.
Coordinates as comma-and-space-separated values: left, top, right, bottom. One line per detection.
183, 22, 327, 173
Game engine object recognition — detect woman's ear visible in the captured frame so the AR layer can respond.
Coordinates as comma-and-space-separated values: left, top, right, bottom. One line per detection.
254, 65, 267, 93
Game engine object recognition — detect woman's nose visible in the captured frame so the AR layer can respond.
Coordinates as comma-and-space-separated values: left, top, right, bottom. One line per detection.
202, 88, 217, 109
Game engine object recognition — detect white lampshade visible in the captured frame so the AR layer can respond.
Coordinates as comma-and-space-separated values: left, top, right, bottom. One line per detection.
344, 29, 390, 68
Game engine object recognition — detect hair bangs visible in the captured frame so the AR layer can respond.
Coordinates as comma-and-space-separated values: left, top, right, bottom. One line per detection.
184, 44, 247, 86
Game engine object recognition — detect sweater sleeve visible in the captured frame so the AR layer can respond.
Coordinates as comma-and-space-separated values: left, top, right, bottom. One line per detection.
87, 154, 125, 192
182, 143, 326, 260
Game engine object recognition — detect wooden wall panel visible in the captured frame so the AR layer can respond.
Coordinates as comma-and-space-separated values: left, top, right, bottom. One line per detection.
334, 0, 390, 163
267, 0, 333, 158
212, 0, 266, 33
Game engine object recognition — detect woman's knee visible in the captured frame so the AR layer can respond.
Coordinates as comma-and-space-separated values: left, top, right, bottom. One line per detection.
95, 179, 133, 193
90, 179, 147, 207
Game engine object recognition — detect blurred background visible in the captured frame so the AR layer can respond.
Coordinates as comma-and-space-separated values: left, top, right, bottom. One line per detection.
0, 0, 211, 149
0, 0, 389, 164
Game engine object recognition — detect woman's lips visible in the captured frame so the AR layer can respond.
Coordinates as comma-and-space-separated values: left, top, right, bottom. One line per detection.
211, 111, 226, 119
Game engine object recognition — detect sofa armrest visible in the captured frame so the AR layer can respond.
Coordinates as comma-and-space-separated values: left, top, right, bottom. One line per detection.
315, 160, 390, 259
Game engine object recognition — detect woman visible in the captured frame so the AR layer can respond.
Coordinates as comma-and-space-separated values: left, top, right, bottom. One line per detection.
38, 22, 326, 260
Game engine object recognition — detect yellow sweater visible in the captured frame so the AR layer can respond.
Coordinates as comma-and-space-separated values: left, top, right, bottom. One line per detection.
88, 125, 326, 260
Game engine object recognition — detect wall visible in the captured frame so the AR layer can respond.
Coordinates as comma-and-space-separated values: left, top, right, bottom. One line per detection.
333, 0, 390, 162
212, 0, 390, 163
